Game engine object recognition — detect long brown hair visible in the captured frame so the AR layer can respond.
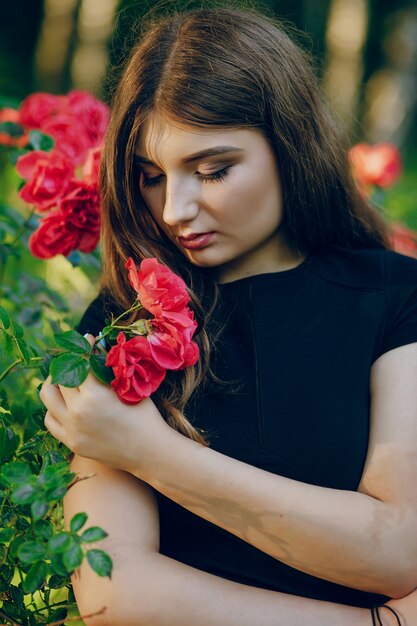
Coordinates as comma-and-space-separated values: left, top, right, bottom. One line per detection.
98, 3, 393, 446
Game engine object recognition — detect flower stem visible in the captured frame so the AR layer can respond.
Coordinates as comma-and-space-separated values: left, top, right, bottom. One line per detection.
0, 358, 21, 383
98, 300, 143, 341
0, 355, 45, 382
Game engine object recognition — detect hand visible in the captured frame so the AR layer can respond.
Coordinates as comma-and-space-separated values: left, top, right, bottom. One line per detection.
40, 334, 170, 476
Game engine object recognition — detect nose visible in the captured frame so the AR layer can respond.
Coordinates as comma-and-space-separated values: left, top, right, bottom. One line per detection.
162, 177, 199, 228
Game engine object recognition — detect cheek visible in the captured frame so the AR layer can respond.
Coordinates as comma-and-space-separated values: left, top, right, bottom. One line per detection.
211, 162, 282, 228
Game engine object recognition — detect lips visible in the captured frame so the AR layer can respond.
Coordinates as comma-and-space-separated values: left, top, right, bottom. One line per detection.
179, 231, 213, 240
178, 232, 214, 249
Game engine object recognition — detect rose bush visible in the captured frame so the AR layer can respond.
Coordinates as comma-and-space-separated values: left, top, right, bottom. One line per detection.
0, 90, 112, 626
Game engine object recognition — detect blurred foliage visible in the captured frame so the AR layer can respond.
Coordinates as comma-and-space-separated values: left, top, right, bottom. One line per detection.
0, 144, 109, 625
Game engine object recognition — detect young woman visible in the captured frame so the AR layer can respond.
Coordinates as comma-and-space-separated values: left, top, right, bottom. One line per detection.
39, 5, 417, 625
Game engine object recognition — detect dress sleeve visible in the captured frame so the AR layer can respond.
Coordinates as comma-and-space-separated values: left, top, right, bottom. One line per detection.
375, 250, 417, 359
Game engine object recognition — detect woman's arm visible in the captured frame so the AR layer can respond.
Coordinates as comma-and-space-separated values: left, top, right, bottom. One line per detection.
129, 343, 417, 599
64, 454, 378, 626
41, 336, 416, 603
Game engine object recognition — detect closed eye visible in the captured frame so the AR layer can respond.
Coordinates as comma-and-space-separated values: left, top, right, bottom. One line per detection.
140, 166, 231, 188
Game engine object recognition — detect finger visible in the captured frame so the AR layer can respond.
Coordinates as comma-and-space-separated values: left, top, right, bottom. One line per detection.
39, 376, 68, 422
44, 409, 67, 444
83, 333, 96, 350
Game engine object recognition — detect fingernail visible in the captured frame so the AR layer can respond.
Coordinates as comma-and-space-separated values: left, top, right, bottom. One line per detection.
98, 330, 106, 348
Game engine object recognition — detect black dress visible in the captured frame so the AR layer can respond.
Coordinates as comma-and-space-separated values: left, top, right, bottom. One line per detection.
76, 245, 417, 608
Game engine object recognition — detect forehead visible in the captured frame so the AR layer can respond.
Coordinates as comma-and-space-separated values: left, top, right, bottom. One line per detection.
135, 112, 258, 168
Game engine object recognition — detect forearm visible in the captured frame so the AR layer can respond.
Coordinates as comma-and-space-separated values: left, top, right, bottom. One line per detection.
134, 426, 408, 597
108, 552, 372, 626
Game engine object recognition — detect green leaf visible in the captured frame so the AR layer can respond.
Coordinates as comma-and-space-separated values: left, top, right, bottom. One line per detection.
70, 511, 88, 532
0, 563, 15, 585
16, 338, 31, 365
40, 460, 69, 482
0, 527, 15, 542
2, 461, 32, 483
0, 121, 24, 137
9, 535, 26, 560
9, 583, 24, 608
50, 552, 68, 576
54, 330, 92, 354
28, 130, 54, 152
17, 541, 47, 564
31, 498, 49, 521
34, 519, 53, 540
15, 517, 30, 531
49, 353, 89, 387
0, 545, 7, 565
0, 426, 19, 463
0, 305, 10, 329
80, 526, 108, 543
62, 540, 83, 572
48, 573, 69, 589
11, 320, 24, 338
48, 532, 71, 554
42, 449, 66, 467
47, 608, 68, 624
90, 354, 114, 385
0, 331, 14, 357
11, 482, 36, 505
22, 560, 48, 594
86, 549, 112, 578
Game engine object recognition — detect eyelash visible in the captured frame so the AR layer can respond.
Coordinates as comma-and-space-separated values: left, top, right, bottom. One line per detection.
140, 166, 231, 188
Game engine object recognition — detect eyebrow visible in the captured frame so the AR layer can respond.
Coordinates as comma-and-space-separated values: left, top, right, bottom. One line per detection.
133, 145, 243, 166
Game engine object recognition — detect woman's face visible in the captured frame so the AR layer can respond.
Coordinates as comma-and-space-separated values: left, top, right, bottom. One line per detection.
135, 113, 299, 282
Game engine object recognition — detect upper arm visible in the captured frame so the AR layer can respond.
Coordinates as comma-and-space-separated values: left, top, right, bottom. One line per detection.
357, 342, 417, 588
358, 342, 417, 505
63, 454, 160, 625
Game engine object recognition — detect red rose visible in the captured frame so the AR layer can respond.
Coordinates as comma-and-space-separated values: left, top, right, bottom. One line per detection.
125, 257, 190, 316
59, 178, 100, 231
106, 332, 166, 404
28, 179, 100, 258
348, 143, 402, 189
29, 208, 100, 259
16, 150, 74, 212
19, 92, 67, 128
148, 309, 200, 370
42, 114, 91, 165
82, 146, 101, 184
67, 90, 110, 146
0, 108, 29, 147
29, 210, 82, 258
